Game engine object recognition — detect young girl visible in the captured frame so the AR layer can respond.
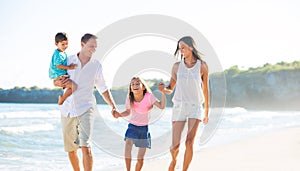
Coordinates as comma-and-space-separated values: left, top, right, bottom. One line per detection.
114, 77, 166, 171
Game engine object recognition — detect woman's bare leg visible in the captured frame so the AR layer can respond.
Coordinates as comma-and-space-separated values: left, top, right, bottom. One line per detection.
168, 121, 185, 171
182, 118, 200, 171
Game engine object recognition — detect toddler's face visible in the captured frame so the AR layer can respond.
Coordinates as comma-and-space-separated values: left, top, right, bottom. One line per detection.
56, 40, 68, 52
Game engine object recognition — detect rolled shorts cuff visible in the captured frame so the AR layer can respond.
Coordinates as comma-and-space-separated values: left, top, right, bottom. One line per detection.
172, 103, 204, 121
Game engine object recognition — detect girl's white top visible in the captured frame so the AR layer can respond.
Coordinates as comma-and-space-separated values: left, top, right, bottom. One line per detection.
172, 58, 204, 105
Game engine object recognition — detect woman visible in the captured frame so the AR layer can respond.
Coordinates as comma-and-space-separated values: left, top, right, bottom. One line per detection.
163, 36, 210, 171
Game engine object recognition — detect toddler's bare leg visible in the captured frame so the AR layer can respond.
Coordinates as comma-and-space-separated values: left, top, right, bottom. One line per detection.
58, 80, 77, 105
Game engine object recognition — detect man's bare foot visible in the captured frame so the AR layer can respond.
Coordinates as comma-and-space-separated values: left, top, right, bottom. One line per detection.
58, 95, 64, 105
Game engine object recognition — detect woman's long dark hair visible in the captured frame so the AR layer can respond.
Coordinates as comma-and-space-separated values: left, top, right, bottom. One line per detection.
174, 36, 204, 63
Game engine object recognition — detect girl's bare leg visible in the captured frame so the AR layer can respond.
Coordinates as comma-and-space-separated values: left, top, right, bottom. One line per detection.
125, 139, 133, 171
135, 147, 146, 171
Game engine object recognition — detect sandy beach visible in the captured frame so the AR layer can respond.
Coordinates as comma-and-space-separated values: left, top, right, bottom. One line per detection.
112, 127, 300, 171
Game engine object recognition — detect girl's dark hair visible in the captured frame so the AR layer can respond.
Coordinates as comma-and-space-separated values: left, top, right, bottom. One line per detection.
174, 36, 204, 62
81, 33, 97, 43
55, 32, 68, 43
128, 77, 151, 107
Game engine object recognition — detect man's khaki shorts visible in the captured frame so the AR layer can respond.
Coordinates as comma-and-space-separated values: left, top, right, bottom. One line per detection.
61, 108, 94, 152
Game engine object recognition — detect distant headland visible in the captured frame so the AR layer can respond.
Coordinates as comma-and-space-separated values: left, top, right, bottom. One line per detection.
1, 61, 300, 110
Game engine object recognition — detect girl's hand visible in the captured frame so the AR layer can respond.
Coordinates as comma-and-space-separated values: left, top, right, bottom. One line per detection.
158, 82, 165, 93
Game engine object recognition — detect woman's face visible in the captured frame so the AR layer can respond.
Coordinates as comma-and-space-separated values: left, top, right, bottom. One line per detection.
179, 41, 192, 58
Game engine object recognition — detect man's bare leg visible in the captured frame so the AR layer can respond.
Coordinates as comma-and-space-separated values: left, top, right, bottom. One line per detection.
68, 150, 80, 171
82, 147, 93, 171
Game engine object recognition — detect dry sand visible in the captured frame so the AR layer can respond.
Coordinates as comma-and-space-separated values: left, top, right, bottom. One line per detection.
112, 127, 300, 171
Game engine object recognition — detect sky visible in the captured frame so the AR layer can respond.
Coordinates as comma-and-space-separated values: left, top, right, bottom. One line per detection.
0, 0, 299, 89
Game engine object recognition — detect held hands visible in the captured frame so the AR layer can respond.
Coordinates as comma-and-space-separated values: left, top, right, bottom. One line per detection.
111, 108, 120, 118
158, 82, 165, 93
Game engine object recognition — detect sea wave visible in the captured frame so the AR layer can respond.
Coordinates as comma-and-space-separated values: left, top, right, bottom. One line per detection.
223, 107, 247, 115
0, 123, 55, 135
0, 110, 60, 119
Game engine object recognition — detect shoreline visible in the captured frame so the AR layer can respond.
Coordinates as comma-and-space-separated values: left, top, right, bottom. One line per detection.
2, 102, 300, 112
109, 127, 300, 171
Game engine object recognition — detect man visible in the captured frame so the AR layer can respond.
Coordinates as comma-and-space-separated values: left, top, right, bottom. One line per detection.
60, 33, 117, 171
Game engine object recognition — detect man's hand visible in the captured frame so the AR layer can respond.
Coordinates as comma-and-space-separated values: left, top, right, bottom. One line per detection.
54, 76, 70, 87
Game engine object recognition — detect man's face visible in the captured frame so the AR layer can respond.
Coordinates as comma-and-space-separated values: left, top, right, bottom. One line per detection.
82, 38, 97, 57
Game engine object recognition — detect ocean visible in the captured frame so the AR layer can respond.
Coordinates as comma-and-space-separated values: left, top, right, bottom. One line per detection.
1, 103, 300, 171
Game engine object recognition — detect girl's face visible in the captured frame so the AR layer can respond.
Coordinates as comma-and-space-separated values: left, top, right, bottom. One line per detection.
56, 40, 68, 52
178, 41, 192, 58
130, 79, 145, 94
